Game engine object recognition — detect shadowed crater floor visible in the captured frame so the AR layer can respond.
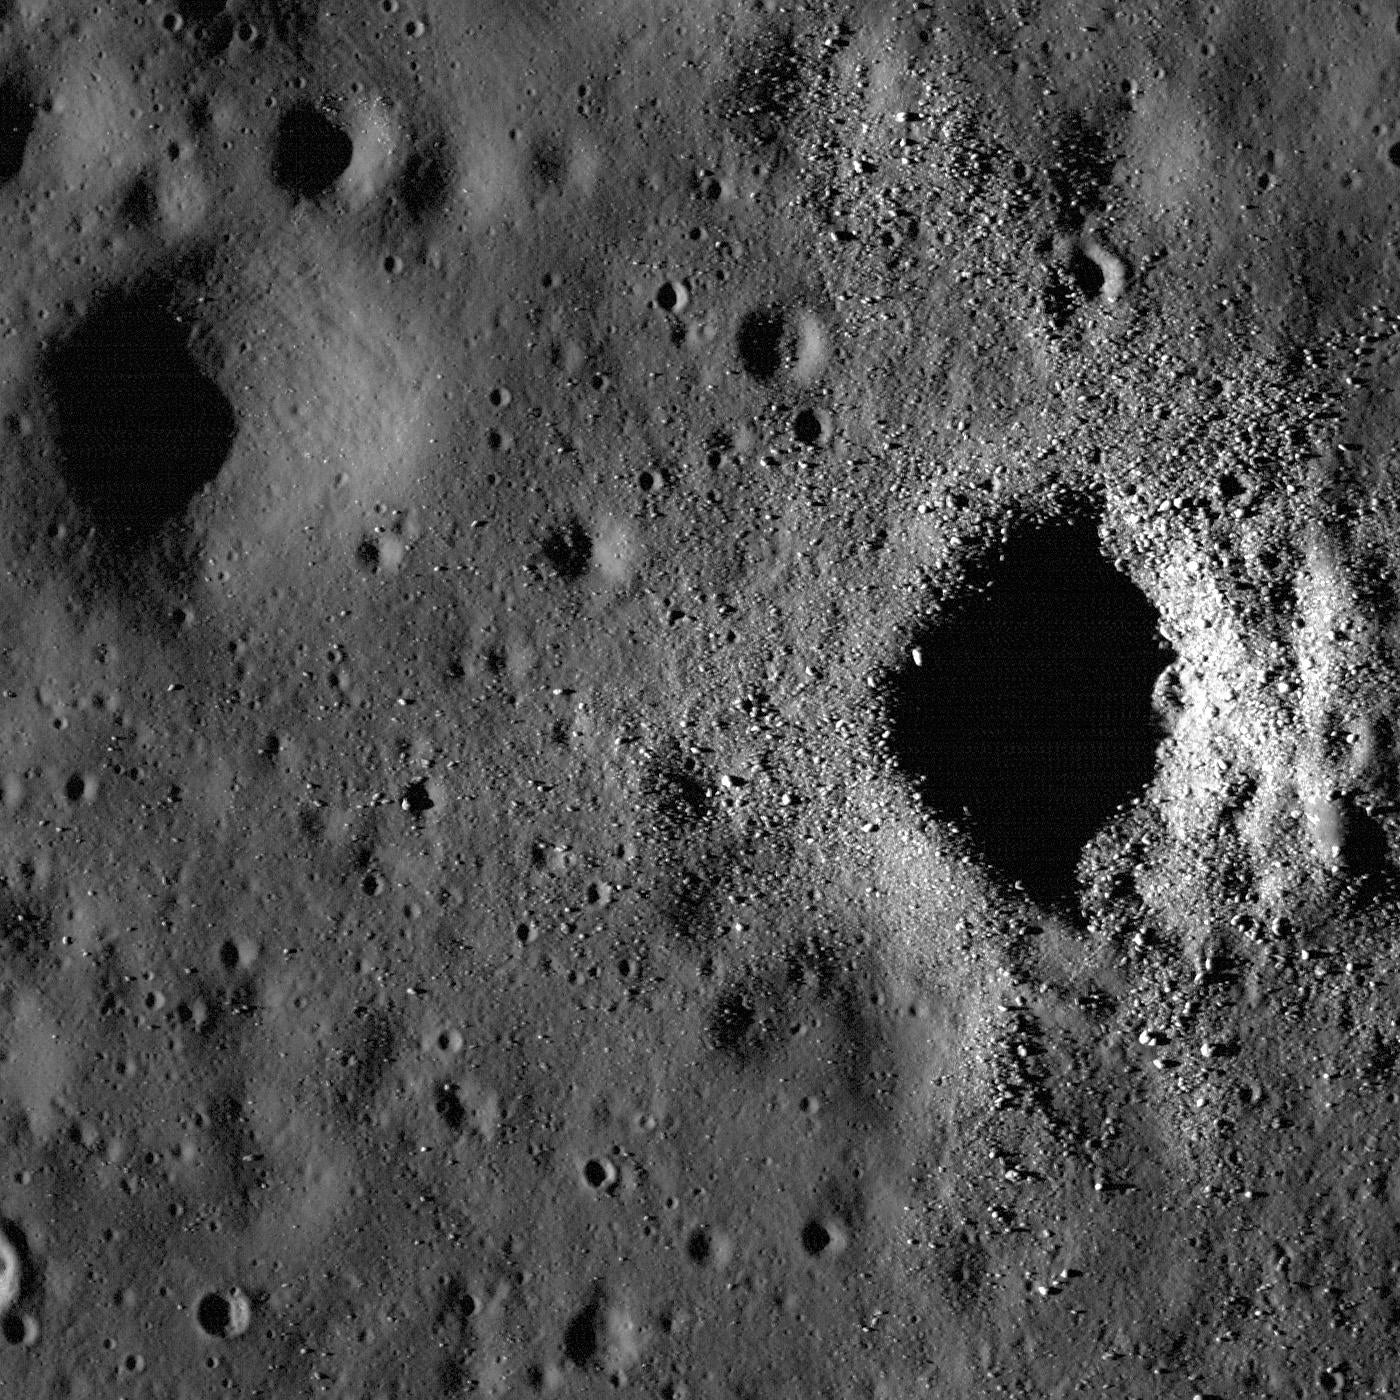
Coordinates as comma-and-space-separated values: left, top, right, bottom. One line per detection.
46, 287, 237, 543
887, 507, 1175, 910
0, 71, 35, 184
273, 105, 354, 199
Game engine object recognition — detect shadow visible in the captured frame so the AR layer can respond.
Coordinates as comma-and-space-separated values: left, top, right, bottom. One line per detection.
886, 506, 1175, 912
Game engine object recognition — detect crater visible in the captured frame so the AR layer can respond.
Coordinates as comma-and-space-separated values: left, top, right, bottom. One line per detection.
725, 24, 806, 148
434, 1081, 467, 1132
396, 141, 453, 221
885, 504, 1174, 912
0, 71, 35, 184
273, 105, 354, 198
1066, 244, 1105, 298
563, 1295, 601, 1367
45, 285, 237, 544
737, 305, 785, 380
194, 1286, 250, 1339
1046, 112, 1116, 232
737, 302, 826, 382
540, 516, 592, 581
1042, 238, 1126, 328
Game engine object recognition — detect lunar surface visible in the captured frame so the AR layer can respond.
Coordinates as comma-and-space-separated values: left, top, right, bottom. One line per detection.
1, 0, 1400, 1396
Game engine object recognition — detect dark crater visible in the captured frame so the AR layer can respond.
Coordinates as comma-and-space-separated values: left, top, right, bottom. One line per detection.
434, 1081, 467, 1133
45, 284, 236, 544
0, 70, 35, 184
194, 1290, 235, 1339
725, 23, 807, 147
540, 516, 592, 581
1046, 111, 1117, 231
737, 305, 786, 380
1042, 242, 1112, 329
272, 105, 354, 198
562, 1294, 602, 1367
396, 141, 454, 222
885, 505, 1174, 912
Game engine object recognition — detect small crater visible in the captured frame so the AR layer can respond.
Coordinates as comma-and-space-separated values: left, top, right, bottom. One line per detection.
1321, 795, 1394, 900
581, 1155, 617, 1190
541, 517, 592, 581
0, 1223, 22, 1312
273, 105, 354, 198
358, 531, 406, 574
0, 72, 35, 184
642, 746, 712, 832
800, 1216, 847, 1258
435, 1082, 467, 1132
46, 286, 237, 543
792, 406, 831, 447
218, 937, 258, 972
396, 141, 453, 222
64, 772, 96, 804
684, 1225, 733, 1268
707, 985, 759, 1058
120, 175, 160, 228
1046, 112, 1116, 231
738, 305, 826, 383
1066, 245, 1105, 298
1043, 238, 1125, 327
0, 1312, 37, 1346
685, 1226, 713, 1263
563, 1296, 602, 1367
1217, 471, 1248, 502
194, 1287, 250, 1339
737, 306, 785, 380
726, 25, 806, 147
402, 777, 438, 815
655, 279, 689, 314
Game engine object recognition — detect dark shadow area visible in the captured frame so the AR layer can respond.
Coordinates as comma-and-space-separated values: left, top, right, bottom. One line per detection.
1046, 111, 1116, 232
1041, 244, 1108, 331
272, 105, 354, 198
562, 1296, 601, 1367
0, 72, 35, 184
1332, 797, 1396, 907
540, 517, 592, 581
886, 507, 1174, 912
737, 305, 785, 380
434, 1082, 466, 1133
396, 141, 453, 221
46, 287, 237, 543
195, 1291, 233, 1338
725, 23, 805, 148
1066, 245, 1105, 298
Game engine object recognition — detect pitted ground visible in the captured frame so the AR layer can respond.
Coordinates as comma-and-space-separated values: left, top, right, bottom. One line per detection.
0, 0, 1398, 1396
